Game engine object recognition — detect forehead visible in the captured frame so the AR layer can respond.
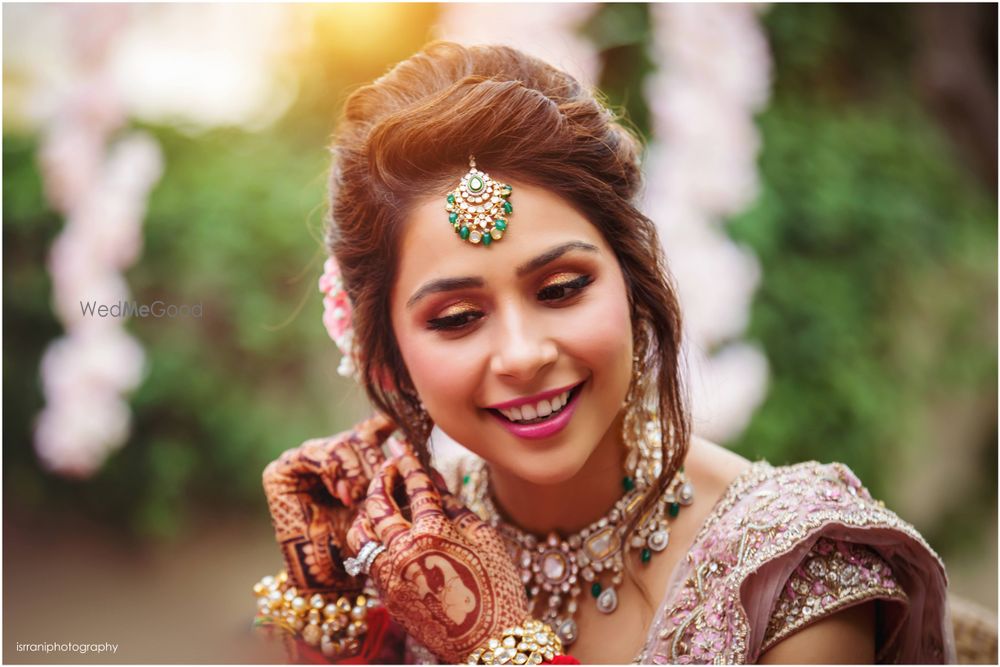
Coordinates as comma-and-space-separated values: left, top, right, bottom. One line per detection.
393, 180, 611, 291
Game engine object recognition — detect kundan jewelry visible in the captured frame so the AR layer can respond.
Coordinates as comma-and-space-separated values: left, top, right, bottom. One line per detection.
459, 424, 694, 647
622, 328, 674, 490
465, 618, 565, 665
445, 156, 513, 246
252, 570, 374, 659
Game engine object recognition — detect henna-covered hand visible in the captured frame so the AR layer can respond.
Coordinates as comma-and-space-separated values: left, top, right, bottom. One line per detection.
346, 454, 529, 664
262, 413, 402, 594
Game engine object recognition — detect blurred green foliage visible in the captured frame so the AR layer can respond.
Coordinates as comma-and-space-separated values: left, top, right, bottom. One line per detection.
3, 4, 996, 568
581, 3, 655, 139
723, 6, 996, 554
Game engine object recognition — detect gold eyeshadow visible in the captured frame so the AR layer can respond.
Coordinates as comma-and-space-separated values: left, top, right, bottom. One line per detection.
434, 302, 479, 319
540, 271, 582, 288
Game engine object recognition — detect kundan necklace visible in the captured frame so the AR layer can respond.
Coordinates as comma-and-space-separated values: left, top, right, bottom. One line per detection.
459, 458, 694, 646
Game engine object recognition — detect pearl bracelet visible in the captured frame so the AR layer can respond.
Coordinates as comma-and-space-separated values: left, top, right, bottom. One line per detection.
252, 570, 372, 659
466, 618, 564, 665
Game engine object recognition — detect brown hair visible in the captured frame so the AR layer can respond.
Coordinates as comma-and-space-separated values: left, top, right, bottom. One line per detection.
326, 41, 689, 522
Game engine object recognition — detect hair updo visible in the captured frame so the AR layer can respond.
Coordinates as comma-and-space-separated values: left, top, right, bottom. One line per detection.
326, 41, 689, 488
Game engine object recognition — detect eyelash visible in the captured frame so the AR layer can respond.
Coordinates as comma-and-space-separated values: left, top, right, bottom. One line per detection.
536, 274, 593, 301
426, 311, 482, 331
426, 274, 594, 331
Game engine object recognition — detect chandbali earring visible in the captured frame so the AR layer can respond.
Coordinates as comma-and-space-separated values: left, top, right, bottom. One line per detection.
620, 324, 683, 493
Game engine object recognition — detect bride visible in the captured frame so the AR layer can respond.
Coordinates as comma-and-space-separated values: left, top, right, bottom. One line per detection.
254, 42, 953, 664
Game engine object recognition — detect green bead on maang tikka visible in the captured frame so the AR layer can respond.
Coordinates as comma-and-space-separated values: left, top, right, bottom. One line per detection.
443, 156, 513, 247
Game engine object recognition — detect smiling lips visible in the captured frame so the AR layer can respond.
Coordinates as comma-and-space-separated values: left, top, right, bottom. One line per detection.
496, 388, 572, 423
485, 381, 585, 440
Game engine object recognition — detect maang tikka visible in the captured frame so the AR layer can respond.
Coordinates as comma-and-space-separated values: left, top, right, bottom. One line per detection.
444, 156, 513, 246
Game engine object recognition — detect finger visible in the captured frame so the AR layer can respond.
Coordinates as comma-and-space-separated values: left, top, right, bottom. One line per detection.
352, 414, 395, 474
440, 487, 489, 541
262, 448, 330, 533
396, 453, 446, 525
367, 539, 390, 582
361, 412, 397, 444
264, 440, 329, 492
305, 431, 383, 506
357, 511, 391, 583
265, 413, 396, 500
326, 439, 368, 505
364, 461, 411, 546
424, 466, 479, 523
346, 508, 378, 556
424, 468, 489, 541
303, 437, 369, 507
294, 437, 348, 501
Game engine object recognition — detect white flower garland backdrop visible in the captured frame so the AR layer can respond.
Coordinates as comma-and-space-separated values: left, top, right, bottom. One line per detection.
33, 6, 162, 478
19, 4, 297, 477
644, 4, 771, 444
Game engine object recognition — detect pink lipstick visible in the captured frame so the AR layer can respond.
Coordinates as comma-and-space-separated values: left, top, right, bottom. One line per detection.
486, 381, 585, 440
486, 381, 581, 410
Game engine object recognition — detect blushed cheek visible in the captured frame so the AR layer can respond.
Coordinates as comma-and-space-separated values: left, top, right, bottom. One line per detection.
397, 337, 441, 394
570, 284, 633, 378
395, 332, 479, 428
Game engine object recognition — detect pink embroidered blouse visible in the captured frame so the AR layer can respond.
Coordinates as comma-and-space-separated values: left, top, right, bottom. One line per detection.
634, 460, 953, 663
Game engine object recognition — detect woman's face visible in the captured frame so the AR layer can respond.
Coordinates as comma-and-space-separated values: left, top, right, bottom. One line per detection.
390, 180, 633, 485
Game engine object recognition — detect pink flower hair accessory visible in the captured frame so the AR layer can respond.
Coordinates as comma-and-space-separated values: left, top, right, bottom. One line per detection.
319, 256, 359, 380
319, 256, 403, 399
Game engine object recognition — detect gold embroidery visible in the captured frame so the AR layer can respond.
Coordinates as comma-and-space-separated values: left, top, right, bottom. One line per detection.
760, 538, 908, 652
636, 461, 947, 664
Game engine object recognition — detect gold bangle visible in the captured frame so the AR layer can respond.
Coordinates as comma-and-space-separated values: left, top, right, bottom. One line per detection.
252, 570, 370, 659
466, 618, 564, 665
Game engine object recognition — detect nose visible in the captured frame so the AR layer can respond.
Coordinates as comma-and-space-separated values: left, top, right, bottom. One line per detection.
489, 303, 558, 382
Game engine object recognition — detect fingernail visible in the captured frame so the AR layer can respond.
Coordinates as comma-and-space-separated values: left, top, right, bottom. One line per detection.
335, 481, 351, 505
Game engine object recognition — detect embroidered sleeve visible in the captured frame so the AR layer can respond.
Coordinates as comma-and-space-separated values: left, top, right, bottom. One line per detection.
760, 537, 909, 653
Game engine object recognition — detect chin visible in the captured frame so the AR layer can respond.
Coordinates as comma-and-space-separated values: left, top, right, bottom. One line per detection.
511, 465, 581, 486
499, 443, 593, 486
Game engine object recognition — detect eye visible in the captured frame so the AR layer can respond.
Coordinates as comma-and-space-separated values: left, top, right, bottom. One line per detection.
426, 309, 484, 331
537, 274, 594, 302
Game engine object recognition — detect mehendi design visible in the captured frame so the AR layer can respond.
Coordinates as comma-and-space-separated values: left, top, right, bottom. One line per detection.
261, 414, 397, 594
365, 462, 414, 546
396, 540, 485, 635
351, 453, 530, 664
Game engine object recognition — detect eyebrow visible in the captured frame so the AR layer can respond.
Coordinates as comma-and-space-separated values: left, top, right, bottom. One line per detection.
405, 241, 600, 308
406, 276, 485, 308
514, 241, 599, 277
